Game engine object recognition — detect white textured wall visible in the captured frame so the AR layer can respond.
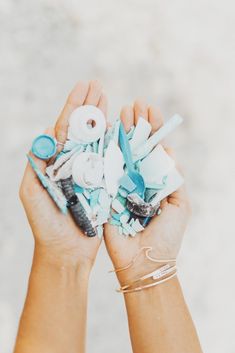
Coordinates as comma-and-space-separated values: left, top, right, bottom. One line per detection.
0, 1, 234, 352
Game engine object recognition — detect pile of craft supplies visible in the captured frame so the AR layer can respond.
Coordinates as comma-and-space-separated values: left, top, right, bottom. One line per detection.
29, 105, 184, 238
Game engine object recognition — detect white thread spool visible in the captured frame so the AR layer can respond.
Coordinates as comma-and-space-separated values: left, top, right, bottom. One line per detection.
72, 152, 104, 188
68, 105, 106, 143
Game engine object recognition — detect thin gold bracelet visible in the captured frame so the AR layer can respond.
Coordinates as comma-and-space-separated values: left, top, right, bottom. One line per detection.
119, 264, 177, 291
117, 271, 177, 294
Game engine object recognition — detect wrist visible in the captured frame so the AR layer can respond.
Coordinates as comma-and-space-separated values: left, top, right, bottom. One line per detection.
33, 243, 92, 277
114, 251, 176, 287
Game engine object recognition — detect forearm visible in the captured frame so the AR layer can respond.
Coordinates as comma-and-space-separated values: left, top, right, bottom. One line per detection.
14, 245, 91, 353
123, 276, 203, 353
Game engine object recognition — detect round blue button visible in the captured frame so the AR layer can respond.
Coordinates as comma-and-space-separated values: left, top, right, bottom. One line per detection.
31, 134, 57, 160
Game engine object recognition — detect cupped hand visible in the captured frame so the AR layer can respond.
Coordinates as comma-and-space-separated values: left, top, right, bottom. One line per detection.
104, 100, 191, 284
20, 80, 108, 268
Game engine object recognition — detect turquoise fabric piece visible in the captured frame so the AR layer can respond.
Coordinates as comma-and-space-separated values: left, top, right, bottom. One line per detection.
119, 174, 136, 192
111, 212, 122, 221
119, 122, 145, 197
116, 194, 126, 206
90, 189, 101, 208
110, 219, 121, 226
74, 185, 84, 194
118, 187, 129, 198
27, 155, 67, 214
32, 134, 57, 160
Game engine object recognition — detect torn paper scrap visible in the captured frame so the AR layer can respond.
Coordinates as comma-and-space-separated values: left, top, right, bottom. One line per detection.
104, 140, 124, 197
130, 117, 151, 151
139, 144, 175, 184
151, 168, 184, 206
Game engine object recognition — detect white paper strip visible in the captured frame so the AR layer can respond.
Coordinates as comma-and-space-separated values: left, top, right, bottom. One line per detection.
133, 114, 183, 162
104, 140, 124, 197
130, 117, 152, 151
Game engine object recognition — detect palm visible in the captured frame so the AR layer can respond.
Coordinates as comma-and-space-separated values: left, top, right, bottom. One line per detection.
104, 101, 190, 281
20, 81, 107, 265
105, 199, 189, 272
21, 175, 101, 263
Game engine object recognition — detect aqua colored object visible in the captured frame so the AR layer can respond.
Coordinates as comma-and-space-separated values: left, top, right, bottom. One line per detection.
133, 114, 183, 162
27, 155, 68, 214
73, 185, 84, 194
119, 174, 136, 193
119, 122, 145, 197
32, 134, 57, 160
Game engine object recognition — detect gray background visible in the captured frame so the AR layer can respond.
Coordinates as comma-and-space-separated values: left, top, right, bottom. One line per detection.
0, 0, 234, 352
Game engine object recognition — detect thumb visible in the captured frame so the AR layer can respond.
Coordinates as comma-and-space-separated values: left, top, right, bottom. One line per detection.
163, 146, 189, 206
21, 127, 55, 188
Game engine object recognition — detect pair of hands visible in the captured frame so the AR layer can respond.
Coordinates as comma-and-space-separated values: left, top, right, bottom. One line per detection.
19, 80, 191, 284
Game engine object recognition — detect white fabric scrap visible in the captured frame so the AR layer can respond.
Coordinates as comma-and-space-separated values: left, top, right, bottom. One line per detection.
139, 144, 175, 184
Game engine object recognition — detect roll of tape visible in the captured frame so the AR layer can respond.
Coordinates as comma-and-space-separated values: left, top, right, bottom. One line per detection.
68, 105, 106, 143
72, 152, 104, 188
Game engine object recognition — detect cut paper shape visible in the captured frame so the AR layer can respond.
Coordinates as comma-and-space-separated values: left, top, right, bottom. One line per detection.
130, 117, 152, 151
112, 199, 125, 213
46, 146, 81, 182
119, 122, 145, 197
139, 144, 175, 184
68, 105, 106, 143
151, 168, 184, 206
72, 152, 104, 188
133, 114, 183, 162
104, 140, 124, 197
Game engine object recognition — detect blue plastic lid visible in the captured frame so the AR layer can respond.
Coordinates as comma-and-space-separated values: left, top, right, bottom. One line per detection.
31, 134, 57, 160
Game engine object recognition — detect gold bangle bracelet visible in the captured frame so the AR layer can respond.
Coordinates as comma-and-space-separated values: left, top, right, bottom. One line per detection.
117, 271, 177, 294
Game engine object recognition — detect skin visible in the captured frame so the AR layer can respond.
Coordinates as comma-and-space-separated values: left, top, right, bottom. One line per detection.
104, 101, 203, 353
14, 80, 107, 353
14, 81, 203, 353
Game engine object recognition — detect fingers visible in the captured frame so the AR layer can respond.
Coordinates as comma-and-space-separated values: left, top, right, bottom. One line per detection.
134, 99, 148, 124
164, 147, 189, 205
84, 80, 103, 106
148, 106, 164, 133
97, 93, 108, 117
55, 81, 90, 145
120, 105, 134, 132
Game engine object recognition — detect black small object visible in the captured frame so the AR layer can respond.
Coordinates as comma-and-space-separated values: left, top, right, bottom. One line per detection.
60, 177, 96, 237
126, 194, 159, 217
67, 194, 79, 207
